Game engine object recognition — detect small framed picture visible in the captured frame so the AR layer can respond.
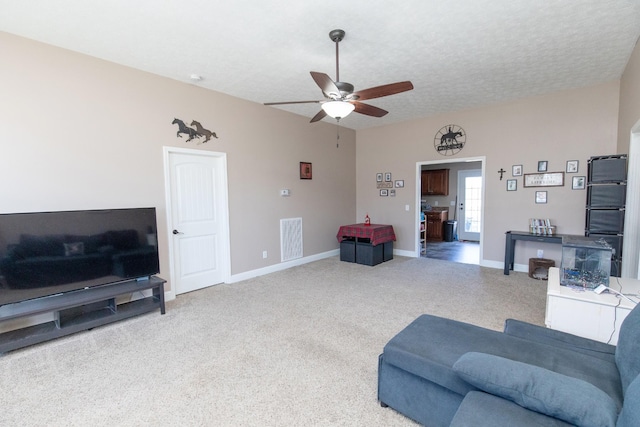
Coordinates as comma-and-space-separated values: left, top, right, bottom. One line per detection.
507, 179, 517, 191
390, 189, 396, 197
300, 162, 312, 179
376, 173, 383, 182
385, 172, 392, 182
512, 165, 523, 177
566, 160, 579, 173
380, 189, 388, 196
537, 161, 548, 172
535, 191, 547, 204
572, 176, 586, 190
395, 180, 404, 188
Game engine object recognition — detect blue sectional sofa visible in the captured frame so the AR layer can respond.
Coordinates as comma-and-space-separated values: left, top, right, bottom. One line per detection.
378, 303, 640, 426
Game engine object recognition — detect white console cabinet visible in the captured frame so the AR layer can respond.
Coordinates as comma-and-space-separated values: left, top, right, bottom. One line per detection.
545, 267, 639, 345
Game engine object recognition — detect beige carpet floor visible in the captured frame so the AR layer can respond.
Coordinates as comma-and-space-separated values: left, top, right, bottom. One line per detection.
0, 256, 547, 426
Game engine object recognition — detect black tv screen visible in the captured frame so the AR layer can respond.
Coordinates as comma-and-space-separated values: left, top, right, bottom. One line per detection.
0, 208, 160, 306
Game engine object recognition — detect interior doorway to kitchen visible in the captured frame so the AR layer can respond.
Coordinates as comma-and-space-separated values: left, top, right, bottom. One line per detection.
417, 157, 485, 265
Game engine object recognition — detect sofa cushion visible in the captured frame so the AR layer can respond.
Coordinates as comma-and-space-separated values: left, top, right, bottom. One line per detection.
382, 314, 623, 407
617, 374, 640, 427
504, 318, 616, 362
450, 391, 573, 427
453, 352, 618, 427
616, 303, 640, 395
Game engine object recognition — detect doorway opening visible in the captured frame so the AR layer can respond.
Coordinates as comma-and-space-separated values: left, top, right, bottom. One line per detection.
416, 157, 485, 265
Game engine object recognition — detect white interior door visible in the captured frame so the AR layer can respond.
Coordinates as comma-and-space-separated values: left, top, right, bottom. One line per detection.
457, 169, 482, 241
166, 149, 229, 294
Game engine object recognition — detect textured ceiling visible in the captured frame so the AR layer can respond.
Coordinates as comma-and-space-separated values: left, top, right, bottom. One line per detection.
1, 1, 639, 130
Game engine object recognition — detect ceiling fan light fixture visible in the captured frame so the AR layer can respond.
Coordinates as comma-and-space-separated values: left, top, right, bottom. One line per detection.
321, 101, 355, 119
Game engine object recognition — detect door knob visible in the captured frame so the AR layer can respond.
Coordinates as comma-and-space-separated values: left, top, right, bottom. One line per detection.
172, 229, 182, 235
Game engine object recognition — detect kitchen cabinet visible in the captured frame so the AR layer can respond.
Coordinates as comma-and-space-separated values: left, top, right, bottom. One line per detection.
425, 210, 448, 241
421, 169, 449, 196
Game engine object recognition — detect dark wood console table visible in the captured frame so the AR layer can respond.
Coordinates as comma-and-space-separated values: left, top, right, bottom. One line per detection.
0, 276, 166, 353
504, 231, 579, 275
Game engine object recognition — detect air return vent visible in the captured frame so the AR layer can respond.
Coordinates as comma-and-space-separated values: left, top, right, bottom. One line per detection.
281, 218, 303, 262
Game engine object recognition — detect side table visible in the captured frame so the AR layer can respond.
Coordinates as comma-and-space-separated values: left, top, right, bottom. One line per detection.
545, 267, 639, 344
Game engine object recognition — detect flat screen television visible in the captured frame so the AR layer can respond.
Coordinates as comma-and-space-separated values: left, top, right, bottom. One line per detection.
0, 208, 160, 306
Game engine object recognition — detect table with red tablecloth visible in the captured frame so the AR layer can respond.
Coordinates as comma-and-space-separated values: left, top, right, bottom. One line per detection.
337, 224, 396, 265
336, 223, 396, 245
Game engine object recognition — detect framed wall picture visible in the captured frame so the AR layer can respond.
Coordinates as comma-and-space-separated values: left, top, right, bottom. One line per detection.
507, 179, 517, 191
512, 165, 523, 176
566, 160, 579, 173
537, 161, 548, 172
376, 173, 383, 182
300, 162, 312, 179
380, 189, 388, 196
523, 172, 564, 187
572, 176, 586, 190
385, 172, 392, 182
395, 180, 404, 188
535, 191, 547, 204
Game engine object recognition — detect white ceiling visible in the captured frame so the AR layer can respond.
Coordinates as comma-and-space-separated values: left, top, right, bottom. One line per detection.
1, 1, 639, 130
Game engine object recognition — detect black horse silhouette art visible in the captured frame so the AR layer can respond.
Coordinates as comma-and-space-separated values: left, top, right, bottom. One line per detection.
440, 126, 463, 147
190, 120, 218, 142
172, 118, 200, 142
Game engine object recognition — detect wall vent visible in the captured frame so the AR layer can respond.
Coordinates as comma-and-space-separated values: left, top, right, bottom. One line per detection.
280, 218, 303, 262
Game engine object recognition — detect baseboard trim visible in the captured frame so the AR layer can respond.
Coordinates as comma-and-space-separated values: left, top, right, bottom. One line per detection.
228, 249, 340, 283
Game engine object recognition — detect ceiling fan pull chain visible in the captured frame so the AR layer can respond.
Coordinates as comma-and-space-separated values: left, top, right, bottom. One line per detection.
336, 118, 340, 147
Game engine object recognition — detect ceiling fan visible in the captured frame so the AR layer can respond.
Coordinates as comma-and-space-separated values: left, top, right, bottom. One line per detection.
264, 29, 414, 123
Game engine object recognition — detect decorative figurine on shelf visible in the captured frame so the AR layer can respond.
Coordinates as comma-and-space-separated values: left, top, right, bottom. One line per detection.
364, 214, 371, 226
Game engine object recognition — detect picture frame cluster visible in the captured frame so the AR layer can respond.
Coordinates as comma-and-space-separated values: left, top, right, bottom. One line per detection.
376, 172, 404, 197
507, 159, 586, 203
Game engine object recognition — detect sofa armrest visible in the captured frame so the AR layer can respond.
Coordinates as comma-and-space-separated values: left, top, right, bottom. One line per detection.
504, 318, 616, 361
450, 391, 573, 427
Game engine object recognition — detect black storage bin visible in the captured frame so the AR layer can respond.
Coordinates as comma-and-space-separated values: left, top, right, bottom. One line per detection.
588, 155, 627, 183
340, 238, 356, 262
382, 241, 393, 262
356, 240, 383, 266
584, 233, 623, 258
587, 183, 626, 208
444, 220, 457, 242
585, 209, 625, 234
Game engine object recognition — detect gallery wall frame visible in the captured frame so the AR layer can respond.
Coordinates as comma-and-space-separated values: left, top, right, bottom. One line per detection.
523, 172, 564, 187
566, 160, 579, 173
507, 179, 517, 191
535, 191, 548, 204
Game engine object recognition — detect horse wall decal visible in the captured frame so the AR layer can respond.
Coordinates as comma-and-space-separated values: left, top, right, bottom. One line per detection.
190, 120, 218, 142
440, 126, 463, 147
172, 118, 200, 142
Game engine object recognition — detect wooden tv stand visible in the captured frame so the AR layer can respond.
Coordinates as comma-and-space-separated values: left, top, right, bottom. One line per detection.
0, 276, 165, 353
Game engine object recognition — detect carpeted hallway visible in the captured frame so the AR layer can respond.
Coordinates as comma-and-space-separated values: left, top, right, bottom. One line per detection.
0, 256, 547, 426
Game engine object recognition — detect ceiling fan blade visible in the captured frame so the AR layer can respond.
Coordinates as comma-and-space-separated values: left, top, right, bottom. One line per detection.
353, 102, 388, 118
310, 71, 341, 98
310, 109, 327, 123
352, 81, 414, 101
264, 100, 321, 106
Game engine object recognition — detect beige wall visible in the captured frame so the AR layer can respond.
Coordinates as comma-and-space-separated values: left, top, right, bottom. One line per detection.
0, 32, 356, 292
618, 38, 640, 153
357, 82, 620, 267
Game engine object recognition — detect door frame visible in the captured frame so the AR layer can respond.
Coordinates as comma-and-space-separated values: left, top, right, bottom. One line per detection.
163, 146, 231, 300
415, 156, 486, 261
456, 168, 482, 241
